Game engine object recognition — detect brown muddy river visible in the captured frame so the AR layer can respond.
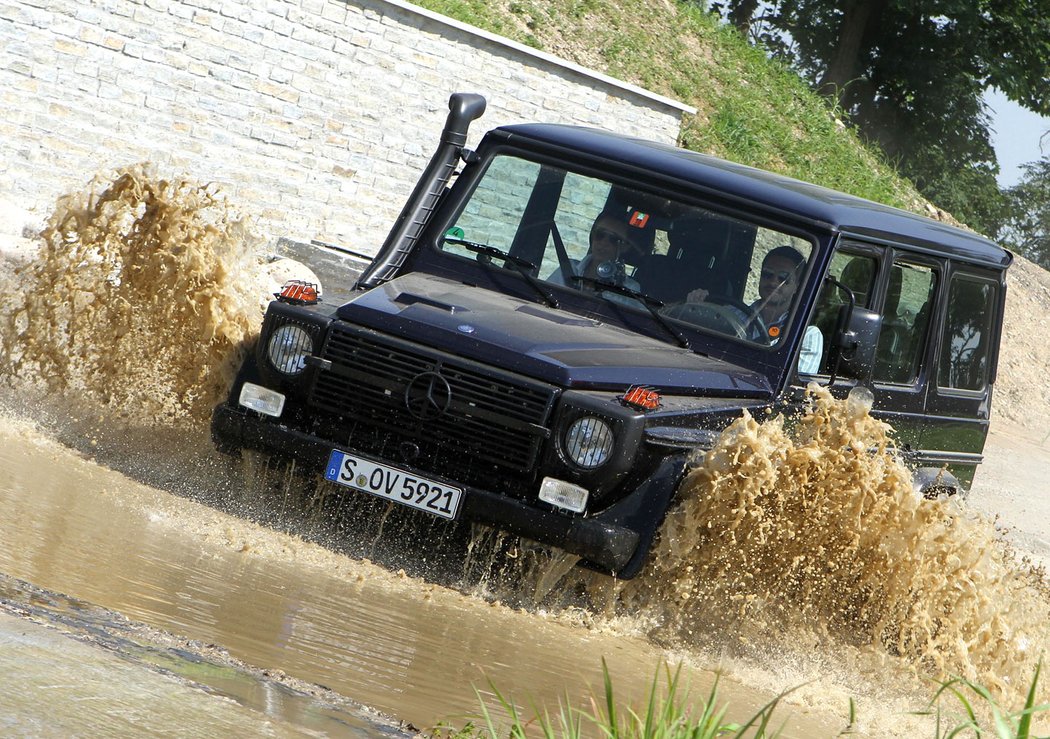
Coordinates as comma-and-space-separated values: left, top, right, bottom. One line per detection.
0, 399, 843, 736
1, 168, 1048, 736
2, 392, 1049, 738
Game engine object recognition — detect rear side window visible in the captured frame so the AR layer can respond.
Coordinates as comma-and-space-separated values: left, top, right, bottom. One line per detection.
874, 261, 937, 384
937, 275, 998, 391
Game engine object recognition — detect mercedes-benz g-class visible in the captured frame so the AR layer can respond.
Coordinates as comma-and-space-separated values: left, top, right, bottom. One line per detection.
212, 93, 1010, 578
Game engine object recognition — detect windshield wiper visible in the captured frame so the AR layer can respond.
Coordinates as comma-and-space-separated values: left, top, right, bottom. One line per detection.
572, 276, 692, 350
446, 238, 559, 309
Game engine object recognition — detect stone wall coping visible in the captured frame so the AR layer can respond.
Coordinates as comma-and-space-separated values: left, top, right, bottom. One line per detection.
378, 0, 698, 116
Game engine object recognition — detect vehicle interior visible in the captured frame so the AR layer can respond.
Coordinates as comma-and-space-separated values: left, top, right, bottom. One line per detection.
439, 153, 817, 348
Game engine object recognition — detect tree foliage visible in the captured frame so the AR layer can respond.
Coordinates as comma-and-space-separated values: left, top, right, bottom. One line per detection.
710, 0, 1050, 236
1001, 158, 1050, 268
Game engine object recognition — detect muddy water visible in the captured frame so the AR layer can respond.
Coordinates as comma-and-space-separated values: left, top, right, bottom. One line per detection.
2, 168, 1049, 736
617, 392, 1050, 699
0, 408, 843, 736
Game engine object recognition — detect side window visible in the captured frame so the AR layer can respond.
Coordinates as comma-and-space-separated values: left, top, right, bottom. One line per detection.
873, 262, 937, 384
810, 250, 878, 374
937, 275, 998, 391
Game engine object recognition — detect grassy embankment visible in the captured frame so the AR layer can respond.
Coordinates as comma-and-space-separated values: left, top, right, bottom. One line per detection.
416, 0, 927, 216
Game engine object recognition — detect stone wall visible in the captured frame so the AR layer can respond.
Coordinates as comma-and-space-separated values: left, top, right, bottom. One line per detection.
0, 0, 691, 256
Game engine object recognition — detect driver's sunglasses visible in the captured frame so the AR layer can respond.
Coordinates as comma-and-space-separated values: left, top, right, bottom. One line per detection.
592, 227, 629, 249
761, 268, 793, 282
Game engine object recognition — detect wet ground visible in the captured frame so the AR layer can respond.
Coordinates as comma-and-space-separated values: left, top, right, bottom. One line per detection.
0, 576, 401, 738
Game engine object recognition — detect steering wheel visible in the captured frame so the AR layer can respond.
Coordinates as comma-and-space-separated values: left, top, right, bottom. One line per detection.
662, 294, 766, 341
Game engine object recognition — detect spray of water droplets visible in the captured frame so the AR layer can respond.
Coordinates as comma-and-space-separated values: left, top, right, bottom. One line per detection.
1, 164, 263, 426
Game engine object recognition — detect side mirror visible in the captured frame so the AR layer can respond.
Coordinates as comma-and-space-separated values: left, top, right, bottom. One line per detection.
833, 305, 881, 380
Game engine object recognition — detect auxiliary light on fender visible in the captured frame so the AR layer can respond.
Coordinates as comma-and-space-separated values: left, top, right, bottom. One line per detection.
620, 385, 661, 411
539, 477, 589, 513
275, 280, 320, 305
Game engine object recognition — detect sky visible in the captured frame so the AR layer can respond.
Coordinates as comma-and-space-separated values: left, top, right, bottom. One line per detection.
985, 88, 1050, 188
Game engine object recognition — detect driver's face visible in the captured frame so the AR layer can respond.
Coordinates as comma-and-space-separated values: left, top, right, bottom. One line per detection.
589, 217, 631, 263
759, 255, 799, 306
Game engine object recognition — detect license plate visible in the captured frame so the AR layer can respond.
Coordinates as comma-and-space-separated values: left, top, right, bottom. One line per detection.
323, 450, 463, 520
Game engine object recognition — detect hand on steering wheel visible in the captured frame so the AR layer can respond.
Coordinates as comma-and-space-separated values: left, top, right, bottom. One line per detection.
661, 293, 766, 341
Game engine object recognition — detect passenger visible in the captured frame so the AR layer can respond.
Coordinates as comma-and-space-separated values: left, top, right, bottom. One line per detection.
548, 210, 643, 293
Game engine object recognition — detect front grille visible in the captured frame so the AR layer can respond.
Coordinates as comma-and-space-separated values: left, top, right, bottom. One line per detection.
308, 324, 557, 496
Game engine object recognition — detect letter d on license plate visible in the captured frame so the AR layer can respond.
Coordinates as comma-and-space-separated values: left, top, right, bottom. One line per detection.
324, 450, 462, 520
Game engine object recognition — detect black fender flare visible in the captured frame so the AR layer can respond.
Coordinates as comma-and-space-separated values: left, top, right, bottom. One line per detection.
589, 452, 690, 579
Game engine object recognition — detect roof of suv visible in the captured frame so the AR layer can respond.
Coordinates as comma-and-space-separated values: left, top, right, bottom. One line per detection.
490, 124, 1012, 269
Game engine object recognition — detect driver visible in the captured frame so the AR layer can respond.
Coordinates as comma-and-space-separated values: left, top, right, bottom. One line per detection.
750, 245, 806, 339
680, 245, 823, 372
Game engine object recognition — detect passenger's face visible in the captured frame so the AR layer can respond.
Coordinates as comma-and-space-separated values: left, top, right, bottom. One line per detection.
759, 255, 799, 306
589, 217, 631, 263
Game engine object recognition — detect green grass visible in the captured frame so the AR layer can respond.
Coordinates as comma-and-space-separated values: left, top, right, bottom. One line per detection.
919, 659, 1049, 739
436, 658, 1047, 738
445, 658, 794, 738
413, 0, 924, 214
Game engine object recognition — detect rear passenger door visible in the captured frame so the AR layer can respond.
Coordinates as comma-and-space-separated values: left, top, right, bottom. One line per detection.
869, 255, 940, 452
920, 267, 1003, 488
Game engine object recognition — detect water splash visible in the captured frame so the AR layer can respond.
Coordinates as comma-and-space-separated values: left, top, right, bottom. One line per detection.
1, 164, 262, 426
613, 386, 1048, 703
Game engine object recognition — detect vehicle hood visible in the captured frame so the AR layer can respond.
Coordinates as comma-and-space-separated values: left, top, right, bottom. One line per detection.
336, 274, 771, 396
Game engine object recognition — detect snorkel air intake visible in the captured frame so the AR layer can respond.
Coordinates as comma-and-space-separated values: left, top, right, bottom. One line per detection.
355, 93, 488, 289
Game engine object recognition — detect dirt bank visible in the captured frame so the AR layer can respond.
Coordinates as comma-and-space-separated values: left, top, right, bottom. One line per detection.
994, 254, 1050, 432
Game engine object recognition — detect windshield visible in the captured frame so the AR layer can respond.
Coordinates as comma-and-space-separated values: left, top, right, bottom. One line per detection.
437, 153, 817, 348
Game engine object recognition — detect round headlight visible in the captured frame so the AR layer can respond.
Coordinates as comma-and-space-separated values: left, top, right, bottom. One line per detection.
564, 416, 615, 469
267, 324, 313, 375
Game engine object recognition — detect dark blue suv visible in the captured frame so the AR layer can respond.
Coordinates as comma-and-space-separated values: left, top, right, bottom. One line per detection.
212, 94, 1011, 579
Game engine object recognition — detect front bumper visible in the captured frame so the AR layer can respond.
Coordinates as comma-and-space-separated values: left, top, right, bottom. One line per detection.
212, 403, 672, 576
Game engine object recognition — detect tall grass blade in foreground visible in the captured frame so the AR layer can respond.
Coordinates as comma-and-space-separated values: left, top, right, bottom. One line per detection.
920, 658, 1048, 738
469, 658, 790, 738
457, 660, 1049, 738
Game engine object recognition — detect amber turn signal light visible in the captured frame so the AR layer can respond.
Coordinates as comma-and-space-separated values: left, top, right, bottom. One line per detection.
620, 385, 661, 411
275, 280, 320, 305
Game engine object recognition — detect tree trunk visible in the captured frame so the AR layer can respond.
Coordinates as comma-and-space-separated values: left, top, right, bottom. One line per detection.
729, 0, 760, 36
817, 0, 887, 105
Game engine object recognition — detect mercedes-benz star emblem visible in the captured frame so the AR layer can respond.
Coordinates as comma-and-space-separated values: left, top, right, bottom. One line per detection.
404, 371, 453, 420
